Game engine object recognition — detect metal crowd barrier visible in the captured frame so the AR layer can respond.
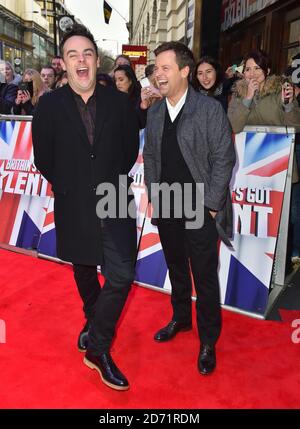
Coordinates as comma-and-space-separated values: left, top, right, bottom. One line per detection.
0, 115, 298, 318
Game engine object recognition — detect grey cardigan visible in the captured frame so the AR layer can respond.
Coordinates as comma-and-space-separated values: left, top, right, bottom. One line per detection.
143, 85, 236, 237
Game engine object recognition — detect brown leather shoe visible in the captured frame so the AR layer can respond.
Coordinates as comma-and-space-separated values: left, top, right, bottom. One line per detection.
84, 351, 129, 391
154, 320, 192, 342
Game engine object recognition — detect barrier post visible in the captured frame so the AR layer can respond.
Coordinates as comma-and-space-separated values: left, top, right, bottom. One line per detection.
265, 126, 298, 317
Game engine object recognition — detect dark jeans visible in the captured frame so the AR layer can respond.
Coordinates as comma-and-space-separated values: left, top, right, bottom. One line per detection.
73, 222, 136, 354
157, 209, 221, 345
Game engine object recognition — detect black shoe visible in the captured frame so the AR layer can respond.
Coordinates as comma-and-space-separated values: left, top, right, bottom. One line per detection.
84, 351, 129, 391
154, 320, 192, 342
77, 321, 90, 352
198, 344, 216, 375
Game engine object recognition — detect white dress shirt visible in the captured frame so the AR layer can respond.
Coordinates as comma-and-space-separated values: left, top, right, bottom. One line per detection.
166, 89, 188, 122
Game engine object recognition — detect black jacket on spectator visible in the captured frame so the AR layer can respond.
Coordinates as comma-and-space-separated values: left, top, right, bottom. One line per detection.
196, 77, 237, 113
0, 83, 18, 114
13, 100, 35, 116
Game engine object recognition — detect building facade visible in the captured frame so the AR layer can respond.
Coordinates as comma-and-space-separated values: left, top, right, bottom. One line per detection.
129, 0, 300, 75
0, 0, 74, 73
0, 0, 51, 71
219, 0, 300, 73
129, 0, 188, 64
36, 0, 75, 56
128, 1, 223, 66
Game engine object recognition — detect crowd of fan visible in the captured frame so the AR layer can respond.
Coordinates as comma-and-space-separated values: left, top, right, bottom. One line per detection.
1, 47, 300, 267
1, 49, 299, 121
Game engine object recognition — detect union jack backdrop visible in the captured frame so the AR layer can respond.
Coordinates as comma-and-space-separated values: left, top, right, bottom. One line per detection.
219, 131, 293, 314
0, 119, 294, 316
0, 120, 54, 254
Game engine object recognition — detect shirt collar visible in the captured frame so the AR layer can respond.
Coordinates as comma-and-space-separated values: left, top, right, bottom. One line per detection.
166, 88, 188, 122
71, 85, 97, 104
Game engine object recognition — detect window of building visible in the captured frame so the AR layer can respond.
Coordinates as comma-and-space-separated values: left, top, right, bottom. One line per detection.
36, 1, 46, 9
14, 48, 22, 59
24, 50, 33, 70
279, 6, 300, 72
289, 19, 300, 44
40, 37, 47, 60
286, 16, 300, 65
5, 22, 15, 39
3, 45, 14, 64
46, 1, 54, 11
15, 27, 22, 42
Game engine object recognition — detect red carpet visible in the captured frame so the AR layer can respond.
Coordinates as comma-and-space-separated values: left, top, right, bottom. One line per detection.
0, 248, 299, 409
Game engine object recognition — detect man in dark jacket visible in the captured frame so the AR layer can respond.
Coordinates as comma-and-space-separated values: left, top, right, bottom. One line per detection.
32, 25, 139, 391
143, 42, 235, 375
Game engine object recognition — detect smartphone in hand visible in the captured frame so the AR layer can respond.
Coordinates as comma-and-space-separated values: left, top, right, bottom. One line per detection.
18, 81, 34, 98
140, 77, 151, 88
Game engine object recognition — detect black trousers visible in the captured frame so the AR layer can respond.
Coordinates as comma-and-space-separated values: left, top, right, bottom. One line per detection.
157, 209, 221, 345
73, 222, 136, 355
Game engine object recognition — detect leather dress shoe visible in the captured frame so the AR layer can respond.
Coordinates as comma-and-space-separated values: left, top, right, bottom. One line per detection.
84, 351, 129, 391
154, 320, 192, 342
198, 344, 216, 375
77, 321, 90, 352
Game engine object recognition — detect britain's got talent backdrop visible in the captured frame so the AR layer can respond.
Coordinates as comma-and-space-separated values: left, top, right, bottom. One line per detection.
0, 118, 295, 316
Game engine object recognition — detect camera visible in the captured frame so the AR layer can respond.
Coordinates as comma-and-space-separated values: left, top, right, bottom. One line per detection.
18, 81, 34, 97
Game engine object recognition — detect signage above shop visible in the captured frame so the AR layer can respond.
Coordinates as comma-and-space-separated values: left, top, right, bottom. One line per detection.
221, 0, 279, 31
122, 45, 147, 65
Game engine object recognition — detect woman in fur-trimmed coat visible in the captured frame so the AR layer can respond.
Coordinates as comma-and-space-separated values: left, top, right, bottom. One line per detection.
228, 50, 300, 133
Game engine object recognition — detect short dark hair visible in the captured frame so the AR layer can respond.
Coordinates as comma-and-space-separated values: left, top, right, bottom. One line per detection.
243, 50, 271, 77
114, 54, 132, 67
154, 41, 195, 74
145, 64, 155, 77
40, 65, 57, 77
59, 24, 98, 58
114, 65, 141, 103
96, 72, 115, 87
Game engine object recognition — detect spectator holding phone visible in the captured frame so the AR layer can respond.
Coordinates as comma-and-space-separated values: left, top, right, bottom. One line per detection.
228, 50, 300, 133
13, 69, 47, 115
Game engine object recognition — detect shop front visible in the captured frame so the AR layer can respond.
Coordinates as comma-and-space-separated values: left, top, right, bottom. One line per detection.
219, 0, 300, 73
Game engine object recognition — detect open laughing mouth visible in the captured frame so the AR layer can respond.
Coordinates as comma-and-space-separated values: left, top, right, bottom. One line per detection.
77, 67, 89, 78
158, 80, 168, 89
